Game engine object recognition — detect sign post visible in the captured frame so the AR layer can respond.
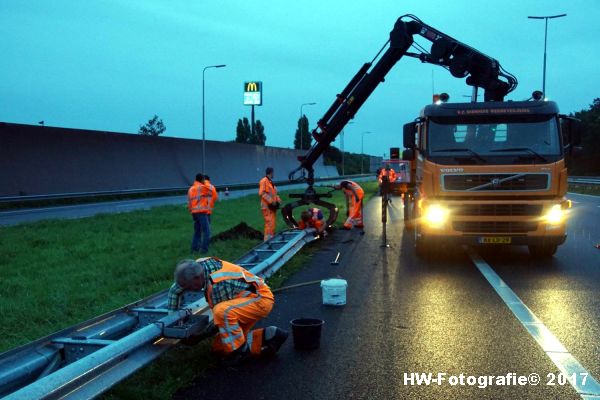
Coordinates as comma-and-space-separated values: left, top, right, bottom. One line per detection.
244, 81, 263, 139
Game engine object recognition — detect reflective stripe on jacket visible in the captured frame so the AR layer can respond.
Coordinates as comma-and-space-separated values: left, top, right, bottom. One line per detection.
205, 259, 274, 308
188, 181, 211, 214
259, 176, 280, 210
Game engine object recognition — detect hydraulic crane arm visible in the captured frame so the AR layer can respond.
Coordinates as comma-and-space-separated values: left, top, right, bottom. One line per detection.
283, 14, 518, 228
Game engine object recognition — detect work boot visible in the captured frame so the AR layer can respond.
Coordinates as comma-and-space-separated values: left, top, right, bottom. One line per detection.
261, 327, 289, 357
221, 343, 250, 367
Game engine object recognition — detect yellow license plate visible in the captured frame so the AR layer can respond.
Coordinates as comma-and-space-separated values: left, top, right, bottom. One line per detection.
479, 236, 511, 244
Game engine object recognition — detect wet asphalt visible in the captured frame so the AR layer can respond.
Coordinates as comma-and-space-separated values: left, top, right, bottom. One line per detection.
173, 193, 600, 400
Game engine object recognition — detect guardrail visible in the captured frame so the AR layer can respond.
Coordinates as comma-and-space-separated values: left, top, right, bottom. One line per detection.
0, 229, 316, 399
0, 175, 372, 203
568, 176, 600, 185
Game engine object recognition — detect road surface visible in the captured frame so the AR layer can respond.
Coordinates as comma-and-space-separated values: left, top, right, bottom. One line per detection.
173, 192, 600, 399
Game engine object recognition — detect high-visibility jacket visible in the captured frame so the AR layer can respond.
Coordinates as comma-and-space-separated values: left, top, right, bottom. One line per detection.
378, 168, 397, 183
188, 181, 211, 214
205, 259, 274, 309
340, 180, 364, 202
259, 176, 280, 210
204, 180, 219, 214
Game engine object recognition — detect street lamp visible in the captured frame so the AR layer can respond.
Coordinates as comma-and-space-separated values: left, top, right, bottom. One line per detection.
202, 64, 226, 173
361, 131, 371, 175
527, 14, 566, 97
340, 121, 354, 176
299, 102, 316, 150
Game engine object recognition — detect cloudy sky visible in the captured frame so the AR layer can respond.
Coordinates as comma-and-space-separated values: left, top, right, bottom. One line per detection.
1, 0, 598, 157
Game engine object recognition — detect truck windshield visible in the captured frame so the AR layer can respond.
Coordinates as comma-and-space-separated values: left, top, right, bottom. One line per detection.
427, 116, 561, 157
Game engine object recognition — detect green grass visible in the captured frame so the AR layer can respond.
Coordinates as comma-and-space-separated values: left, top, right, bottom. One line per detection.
0, 181, 378, 399
568, 183, 600, 196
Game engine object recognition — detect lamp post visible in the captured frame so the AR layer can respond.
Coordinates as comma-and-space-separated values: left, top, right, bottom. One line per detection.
340, 121, 354, 176
527, 14, 566, 97
202, 64, 226, 173
299, 102, 316, 150
361, 131, 371, 175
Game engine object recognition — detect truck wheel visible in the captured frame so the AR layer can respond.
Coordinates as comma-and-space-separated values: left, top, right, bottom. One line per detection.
403, 194, 410, 221
528, 244, 558, 259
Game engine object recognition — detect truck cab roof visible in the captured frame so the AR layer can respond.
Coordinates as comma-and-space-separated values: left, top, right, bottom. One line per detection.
421, 100, 559, 118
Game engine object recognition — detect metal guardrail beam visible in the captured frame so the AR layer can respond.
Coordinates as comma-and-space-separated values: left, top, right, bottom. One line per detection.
1, 229, 316, 399
0, 175, 372, 203
568, 177, 600, 185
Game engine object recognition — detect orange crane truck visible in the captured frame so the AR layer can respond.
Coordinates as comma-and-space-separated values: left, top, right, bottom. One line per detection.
281, 14, 580, 258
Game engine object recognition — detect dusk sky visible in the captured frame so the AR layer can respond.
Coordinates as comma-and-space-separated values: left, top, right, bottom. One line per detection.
1, 1, 598, 157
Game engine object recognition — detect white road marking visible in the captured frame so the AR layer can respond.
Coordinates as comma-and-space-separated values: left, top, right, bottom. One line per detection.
468, 249, 600, 399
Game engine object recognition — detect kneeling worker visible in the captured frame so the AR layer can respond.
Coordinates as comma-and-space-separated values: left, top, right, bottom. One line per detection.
298, 207, 326, 235
167, 257, 288, 364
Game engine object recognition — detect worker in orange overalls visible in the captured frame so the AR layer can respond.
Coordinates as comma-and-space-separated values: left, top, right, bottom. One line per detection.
167, 258, 288, 365
258, 167, 281, 241
378, 164, 397, 185
203, 175, 219, 221
335, 180, 364, 230
298, 207, 326, 235
188, 173, 211, 253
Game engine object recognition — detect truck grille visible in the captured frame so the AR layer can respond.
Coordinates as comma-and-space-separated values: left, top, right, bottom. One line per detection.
448, 204, 543, 216
443, 174, 549, 191
453, 221, 538, 233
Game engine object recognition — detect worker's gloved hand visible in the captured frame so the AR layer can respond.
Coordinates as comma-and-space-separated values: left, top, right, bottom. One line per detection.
268, 202, 280, 210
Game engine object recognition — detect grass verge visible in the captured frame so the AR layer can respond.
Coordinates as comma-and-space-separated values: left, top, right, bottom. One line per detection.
0, 181, 377, 399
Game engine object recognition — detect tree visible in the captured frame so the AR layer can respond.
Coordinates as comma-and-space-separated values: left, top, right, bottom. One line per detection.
294, 115, 311, 150
250, 120, 266, 145
236, 117, 267, 145
235, 118, 251, 143
138, 115, 166, 136
571, 98, 600, 175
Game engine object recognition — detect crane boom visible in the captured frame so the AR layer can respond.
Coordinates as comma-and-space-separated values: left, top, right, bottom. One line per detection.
283, 14, 517, 228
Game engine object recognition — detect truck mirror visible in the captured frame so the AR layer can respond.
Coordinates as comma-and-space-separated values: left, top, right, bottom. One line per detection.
561, 117, 582, 148
571, 120, 582, 146
402, 149, 415, 161
403, 123, 416, 148
570, 146, 583, 158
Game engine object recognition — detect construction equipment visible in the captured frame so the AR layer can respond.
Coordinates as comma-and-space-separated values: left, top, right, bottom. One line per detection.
282, 14, 517, 226
282, 15, 580, 259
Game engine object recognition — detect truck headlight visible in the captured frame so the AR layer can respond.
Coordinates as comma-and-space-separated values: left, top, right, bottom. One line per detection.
424, 205, 449, 227
544, 204, 565, 224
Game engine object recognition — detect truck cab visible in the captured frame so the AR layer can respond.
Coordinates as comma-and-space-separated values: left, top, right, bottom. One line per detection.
403, 99, 573, 258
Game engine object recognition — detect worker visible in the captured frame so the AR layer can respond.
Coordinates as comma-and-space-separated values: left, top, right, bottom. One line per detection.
167, 257, 288, 365
203, 175, 219, 221
187, 173, 211, 253
298, 207, 326, 235
258, 167, 281, 241
334, 180, 364, 230
378, 164, 397, 185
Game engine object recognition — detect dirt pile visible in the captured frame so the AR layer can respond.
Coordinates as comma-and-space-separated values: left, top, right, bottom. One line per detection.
210, 222, 263, 242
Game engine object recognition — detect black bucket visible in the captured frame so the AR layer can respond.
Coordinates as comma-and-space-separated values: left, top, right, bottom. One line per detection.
290, 318, 324, 350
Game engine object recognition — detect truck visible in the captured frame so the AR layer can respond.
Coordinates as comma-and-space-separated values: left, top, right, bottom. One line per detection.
282, 14, 580, 258
403, 96, 579, 258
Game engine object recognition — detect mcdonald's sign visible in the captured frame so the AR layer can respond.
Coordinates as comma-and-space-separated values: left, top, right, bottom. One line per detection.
244, 81, 262, 106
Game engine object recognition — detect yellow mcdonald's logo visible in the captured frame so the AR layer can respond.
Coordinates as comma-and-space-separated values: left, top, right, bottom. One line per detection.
245, 82, 259, 92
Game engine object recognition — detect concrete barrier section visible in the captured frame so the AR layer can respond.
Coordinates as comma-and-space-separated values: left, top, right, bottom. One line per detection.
0, 123, 339, 197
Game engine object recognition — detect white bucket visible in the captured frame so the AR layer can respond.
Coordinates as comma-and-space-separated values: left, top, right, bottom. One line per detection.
320, 278, 347, 306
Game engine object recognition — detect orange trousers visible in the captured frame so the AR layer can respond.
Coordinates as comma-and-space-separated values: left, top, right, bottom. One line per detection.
344, 197, 364, 228
211, 295, 274, 356
262, 208, 276, 241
